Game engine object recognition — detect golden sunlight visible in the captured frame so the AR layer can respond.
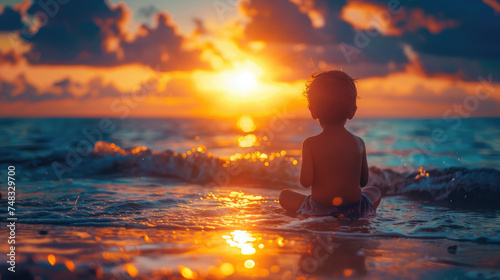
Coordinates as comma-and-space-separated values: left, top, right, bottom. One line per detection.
237, 115, 256, 132
238, 134, 258, 147
192, 59, 306, 116
223, 230, 257, 255
224, 70, 258, 97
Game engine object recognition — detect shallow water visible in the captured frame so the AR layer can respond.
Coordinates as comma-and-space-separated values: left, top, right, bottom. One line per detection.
9, 178, 500, 243
1, 117, 499, 279
3, 224, 500, 280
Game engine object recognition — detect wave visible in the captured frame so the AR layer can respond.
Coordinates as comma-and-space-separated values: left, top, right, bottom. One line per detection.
10, 141, 500, 208
369, 166, 500, 208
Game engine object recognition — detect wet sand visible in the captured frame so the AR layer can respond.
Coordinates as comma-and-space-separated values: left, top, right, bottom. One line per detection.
1, 224, 499, 280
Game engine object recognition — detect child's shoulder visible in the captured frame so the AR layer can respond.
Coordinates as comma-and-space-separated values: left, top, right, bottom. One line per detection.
351, 133, 366, 152
302, 134, 320, 146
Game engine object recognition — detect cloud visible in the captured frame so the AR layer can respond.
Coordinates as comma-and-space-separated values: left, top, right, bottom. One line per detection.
0, 75, 75, 102
0, 6, 23, 31
240, 0, 322, 44
236, 0, 500, 82
340, 1, 459, 36
0, 75, 139, 102
1, 0, 498, 83
0, 49, 21, 65
0, 0, 208, 71
120, 13, 209, 71
355, 0, 500, 80
237, 0, 408, 81
483, 0, 500, 13
20, 0, 127, 65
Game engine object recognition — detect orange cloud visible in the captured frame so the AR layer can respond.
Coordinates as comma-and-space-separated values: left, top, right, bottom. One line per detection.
341, 1, 458, 36
483, 0, 500, 13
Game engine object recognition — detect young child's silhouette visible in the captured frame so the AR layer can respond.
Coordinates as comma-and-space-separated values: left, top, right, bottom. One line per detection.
279, 70, 381, 218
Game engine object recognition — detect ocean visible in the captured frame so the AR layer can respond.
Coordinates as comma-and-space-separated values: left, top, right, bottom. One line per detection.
1, 117, 499, 279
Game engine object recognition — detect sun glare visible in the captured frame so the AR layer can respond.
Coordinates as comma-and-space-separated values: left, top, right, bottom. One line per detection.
224, 70, 258, 97
237, 115, 256, 132
193, 59, 299, 115
223, 230, 257, 255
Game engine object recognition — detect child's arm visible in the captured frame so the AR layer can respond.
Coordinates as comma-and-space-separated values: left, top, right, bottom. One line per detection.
300, 138, 313, 188
360, 139, 369, 187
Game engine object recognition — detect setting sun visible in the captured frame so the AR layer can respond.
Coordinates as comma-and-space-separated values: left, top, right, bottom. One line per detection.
225, 71, 258, 97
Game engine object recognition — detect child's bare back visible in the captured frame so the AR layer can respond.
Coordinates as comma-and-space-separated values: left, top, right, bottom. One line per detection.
302, 128, 364, 206
279, 70, 381, 218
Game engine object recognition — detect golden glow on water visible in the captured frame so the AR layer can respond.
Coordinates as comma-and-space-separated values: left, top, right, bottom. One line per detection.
47, 254, 56, 266
8, 223, 483, 279
223, 230, 257, 255
276, 237, 286, 247
226, 150, 296, 169
130, 146, 147, 154
244, 259, 255, 269
179, 266, 197, 279
415, 166, 430, 179
220, 263, 235, 276
237, 115, 257, 133
125, 263, 138, 277
237, 134, 258, 147
207, 191, 263, 209
65, 260, 75, 272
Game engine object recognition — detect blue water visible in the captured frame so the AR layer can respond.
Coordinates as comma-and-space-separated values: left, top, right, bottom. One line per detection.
0, 117, 499, 243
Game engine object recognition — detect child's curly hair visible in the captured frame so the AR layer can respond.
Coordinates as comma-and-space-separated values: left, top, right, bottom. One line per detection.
303, 70, 358, 124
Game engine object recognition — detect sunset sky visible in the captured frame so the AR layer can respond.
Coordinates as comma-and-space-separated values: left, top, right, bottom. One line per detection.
0, 0, 499, 118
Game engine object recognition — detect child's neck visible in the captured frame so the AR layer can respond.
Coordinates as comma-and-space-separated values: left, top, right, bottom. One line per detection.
321, 120, 347, 132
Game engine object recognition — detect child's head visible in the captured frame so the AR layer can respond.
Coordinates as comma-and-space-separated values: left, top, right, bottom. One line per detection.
303, 70, 358, 126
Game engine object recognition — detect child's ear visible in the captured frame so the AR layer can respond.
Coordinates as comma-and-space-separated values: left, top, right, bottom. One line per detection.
347, 106, 357, 120
309, 107, 318, 120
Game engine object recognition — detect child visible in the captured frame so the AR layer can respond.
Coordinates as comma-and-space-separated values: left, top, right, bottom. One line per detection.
279, 71, 381, 218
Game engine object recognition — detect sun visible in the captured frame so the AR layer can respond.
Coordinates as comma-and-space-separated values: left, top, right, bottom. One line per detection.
224, 70, 258, 97
194, 60, 294, 115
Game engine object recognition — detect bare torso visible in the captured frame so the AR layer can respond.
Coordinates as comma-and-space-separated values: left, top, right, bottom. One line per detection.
303, 127, 364, 206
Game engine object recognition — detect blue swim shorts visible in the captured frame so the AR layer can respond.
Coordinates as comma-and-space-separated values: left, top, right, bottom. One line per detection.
297, 193, 376, 219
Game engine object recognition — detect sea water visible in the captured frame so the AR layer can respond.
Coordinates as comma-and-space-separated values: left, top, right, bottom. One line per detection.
1, 117, 499, 244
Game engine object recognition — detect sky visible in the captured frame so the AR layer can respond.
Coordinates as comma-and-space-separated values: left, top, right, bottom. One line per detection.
0, 0, 499, 118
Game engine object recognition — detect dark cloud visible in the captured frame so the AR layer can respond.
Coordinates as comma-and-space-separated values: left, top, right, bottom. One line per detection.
348, 0, 500, 79
0, 6, 23, 31
52, 78, 73, 87
120, 13, 208, 71
21, 0, 130, 65
0, 75, 139, 102
239, 0, 408, 81
0, 75, 76, 102
239, 0, 500, 81
241, 0, 322, 44
2, 0, 208, 71
0, 49, 21, 65
1, 0, 497, 81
